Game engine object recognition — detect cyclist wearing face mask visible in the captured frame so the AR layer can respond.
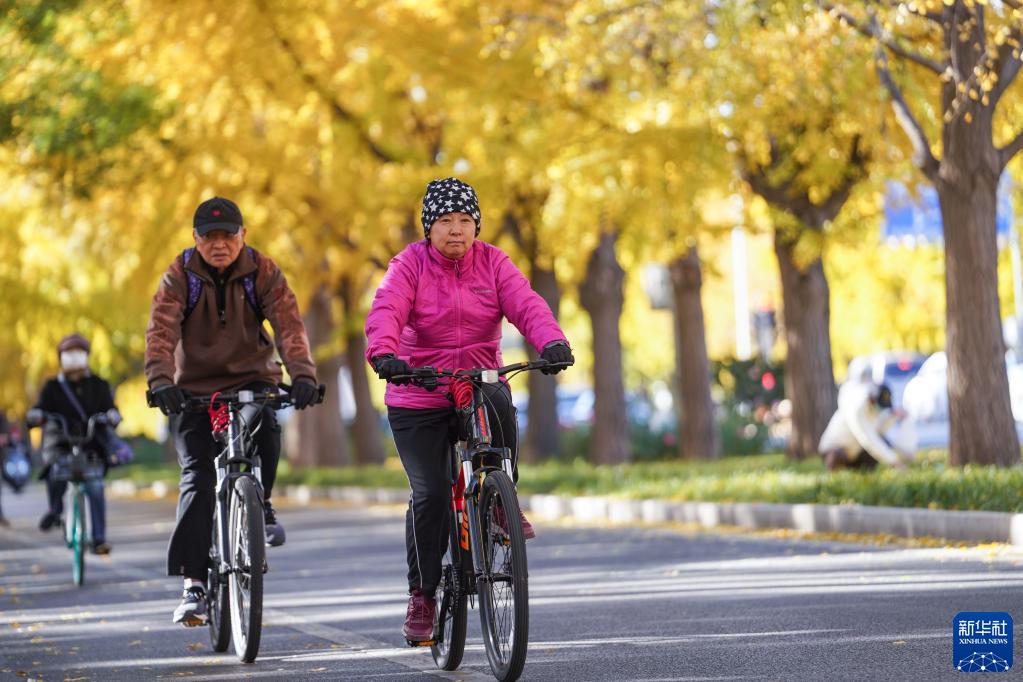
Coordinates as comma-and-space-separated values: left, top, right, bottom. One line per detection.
26, 334, 122, 555
365, 177, 574, 642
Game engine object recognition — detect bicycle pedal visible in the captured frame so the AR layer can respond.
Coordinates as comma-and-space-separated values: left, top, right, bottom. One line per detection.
406, 638, 435, 647
180, 615, 207, 628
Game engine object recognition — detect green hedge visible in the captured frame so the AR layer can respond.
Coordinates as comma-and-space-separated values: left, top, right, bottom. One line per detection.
110, 452, 1023, 513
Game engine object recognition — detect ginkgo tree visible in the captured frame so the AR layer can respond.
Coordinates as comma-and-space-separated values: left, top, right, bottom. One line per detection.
821, 0, 1023, 466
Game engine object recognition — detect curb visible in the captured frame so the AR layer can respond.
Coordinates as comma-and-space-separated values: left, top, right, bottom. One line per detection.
106, 479, 1023, 546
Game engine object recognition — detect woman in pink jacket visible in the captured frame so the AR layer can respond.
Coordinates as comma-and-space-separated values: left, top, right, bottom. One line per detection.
365, 177, 573, 642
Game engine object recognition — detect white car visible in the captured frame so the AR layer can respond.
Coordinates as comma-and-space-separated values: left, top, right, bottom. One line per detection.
902, 351, 1023, 448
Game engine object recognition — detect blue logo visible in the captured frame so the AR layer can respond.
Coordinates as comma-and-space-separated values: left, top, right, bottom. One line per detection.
953, 612, 1013, 672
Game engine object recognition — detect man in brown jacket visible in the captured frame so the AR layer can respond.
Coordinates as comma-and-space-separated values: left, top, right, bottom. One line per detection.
145, 196, 319, 626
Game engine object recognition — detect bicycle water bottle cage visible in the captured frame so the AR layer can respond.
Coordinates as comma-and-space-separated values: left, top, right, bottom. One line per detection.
208, 392, 230, 436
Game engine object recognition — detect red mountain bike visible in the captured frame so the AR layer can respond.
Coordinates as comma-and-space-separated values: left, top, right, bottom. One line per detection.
391, 359, 569, 682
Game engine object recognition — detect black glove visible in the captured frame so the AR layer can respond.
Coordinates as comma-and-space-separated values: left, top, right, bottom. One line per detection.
290, 378, 319, 410
151, 383, 186, 416
372, 354, 412, 385
540, 342, 574, 375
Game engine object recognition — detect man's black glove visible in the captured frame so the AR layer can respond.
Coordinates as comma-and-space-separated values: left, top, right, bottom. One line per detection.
290, 378, 319, 410
372, 354, 412, 385
540, 341, 574, 375
151, 383, 186, 415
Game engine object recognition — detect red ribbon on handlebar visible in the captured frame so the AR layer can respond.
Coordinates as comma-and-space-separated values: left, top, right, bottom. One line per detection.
208, 392, 230, 436
449, 371, 473, 409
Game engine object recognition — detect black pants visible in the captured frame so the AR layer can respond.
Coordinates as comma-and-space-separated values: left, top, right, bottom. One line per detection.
166, 396, 281, 577
47, 472, 107, 543
388, 382, 517, 597
823, 448, 879, 471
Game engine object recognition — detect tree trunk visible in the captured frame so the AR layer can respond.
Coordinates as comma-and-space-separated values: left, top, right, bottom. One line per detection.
578, 231, 631, 464
287, 285, 350, 467
345, 327, 386, 465
774, 234, 837, 459
522, 264, 562, 462
938, 119, 1019, 465
670, 248, 718, 460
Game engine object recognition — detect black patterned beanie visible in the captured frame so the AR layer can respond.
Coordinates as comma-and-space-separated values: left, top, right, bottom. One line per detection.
421, 177, 481, 238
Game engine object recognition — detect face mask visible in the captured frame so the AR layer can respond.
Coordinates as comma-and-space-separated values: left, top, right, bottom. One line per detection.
59, 350, 89, 372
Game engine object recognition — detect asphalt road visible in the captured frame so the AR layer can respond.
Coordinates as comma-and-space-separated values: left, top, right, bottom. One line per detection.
2, 483, 1022, 681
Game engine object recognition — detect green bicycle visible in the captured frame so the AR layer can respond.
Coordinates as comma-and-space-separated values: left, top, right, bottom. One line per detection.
38, 412, 107, 586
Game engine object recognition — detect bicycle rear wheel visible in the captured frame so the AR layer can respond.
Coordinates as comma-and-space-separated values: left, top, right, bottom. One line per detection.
228, 476, 265, 663
476, 471, 528, 682
70, 489, 87, 587
208, 513, 231, 652
431, 515, 468, 670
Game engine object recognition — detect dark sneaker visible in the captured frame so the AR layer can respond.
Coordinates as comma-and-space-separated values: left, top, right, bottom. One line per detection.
92, 541, 112, 555
402, 589, 436, 642
173, 586, 208, 627
264, 501, 286, 547
38, 512, 59, 532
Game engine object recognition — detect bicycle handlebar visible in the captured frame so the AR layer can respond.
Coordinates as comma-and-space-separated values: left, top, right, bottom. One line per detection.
145, 384, 327, 412
36, 412, 108, 444
388, 359, 572, 386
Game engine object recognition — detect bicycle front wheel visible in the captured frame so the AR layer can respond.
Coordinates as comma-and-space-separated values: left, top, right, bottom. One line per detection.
431, 514, 468, 670
228, 476, 265, 663
476, 471, 528, 682
70, 489, 87, 587
208, 513, 231, 652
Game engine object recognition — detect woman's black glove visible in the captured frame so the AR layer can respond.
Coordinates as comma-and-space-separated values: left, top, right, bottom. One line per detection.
372, 354, 412, 385
151, 383, 187, 415
540, 342, 574, 374
290, 378, 319, 410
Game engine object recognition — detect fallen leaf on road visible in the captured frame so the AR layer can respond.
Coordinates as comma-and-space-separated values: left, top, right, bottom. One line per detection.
128, 640, 142, 647
171, 672, 194, 677
186, 643, 204, 651
30, 565, 42, 574
308, 668, 327, 673
30, 636, 44, 644
892, 640, 907, 645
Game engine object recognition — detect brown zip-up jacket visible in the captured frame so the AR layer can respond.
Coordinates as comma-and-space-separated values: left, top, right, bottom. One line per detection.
144, 246, 317, 395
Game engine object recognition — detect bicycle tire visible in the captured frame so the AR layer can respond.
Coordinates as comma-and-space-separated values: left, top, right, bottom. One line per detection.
228, 476, 264, 663
208, 513, 231, 652
476, 471, 529, 682
431, 514, 468, 670
71, 489, 86, 587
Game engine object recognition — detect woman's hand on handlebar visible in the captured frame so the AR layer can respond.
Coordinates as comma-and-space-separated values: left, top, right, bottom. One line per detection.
372, 354, 413, 385
540, 342, 574, 374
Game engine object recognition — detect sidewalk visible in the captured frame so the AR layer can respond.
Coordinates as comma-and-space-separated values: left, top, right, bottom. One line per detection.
107, 479, 1023, 546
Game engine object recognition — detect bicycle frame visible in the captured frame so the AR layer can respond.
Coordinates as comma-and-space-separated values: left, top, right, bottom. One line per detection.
212, 401, 265, 579
453, 380, 515, 593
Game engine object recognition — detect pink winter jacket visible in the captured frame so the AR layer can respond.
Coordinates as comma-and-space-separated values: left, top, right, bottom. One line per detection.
365, 240, 568, 409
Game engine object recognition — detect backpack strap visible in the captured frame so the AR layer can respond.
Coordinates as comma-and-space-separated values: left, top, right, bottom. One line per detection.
57, 375, 89, 423
181, 246, 264, 323
181, 248, 204, 322
242, 246, 265, 322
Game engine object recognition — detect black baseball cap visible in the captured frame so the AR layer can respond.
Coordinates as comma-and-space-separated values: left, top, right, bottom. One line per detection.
193, 197, 243, 236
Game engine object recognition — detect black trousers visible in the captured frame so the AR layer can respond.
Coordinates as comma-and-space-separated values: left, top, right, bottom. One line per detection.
166, 395, 281, 577
388, 382, 517, 597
